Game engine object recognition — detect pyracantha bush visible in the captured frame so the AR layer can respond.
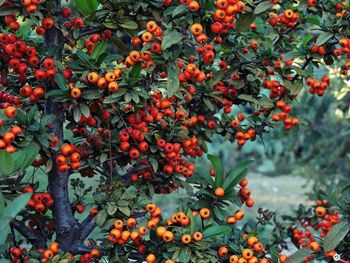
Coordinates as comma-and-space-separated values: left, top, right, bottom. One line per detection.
0, 0, 349, 262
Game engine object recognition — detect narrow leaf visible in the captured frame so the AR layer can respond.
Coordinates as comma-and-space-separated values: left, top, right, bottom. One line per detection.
323, 221, 350, 252
203, 225, 231, 239
286, 248, 312, 263
223, 159, 254, 191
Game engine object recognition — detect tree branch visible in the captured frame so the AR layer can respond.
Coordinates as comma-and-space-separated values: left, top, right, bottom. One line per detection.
10, 219, 46, 248
78, 215, 97, 243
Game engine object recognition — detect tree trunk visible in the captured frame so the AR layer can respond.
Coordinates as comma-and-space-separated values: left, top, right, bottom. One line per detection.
44, 7, 80, 251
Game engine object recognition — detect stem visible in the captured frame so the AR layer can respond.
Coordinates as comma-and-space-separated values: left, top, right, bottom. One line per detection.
292, 57, 313, 82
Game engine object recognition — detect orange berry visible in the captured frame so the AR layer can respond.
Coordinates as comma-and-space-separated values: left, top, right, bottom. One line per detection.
215, 187, 225, 197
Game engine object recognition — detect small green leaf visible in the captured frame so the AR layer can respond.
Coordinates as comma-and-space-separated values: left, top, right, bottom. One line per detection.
203, 225, 231, 239
55, 73, 69, 91
73, 108, 82, 123
0, 192, 5, 216
73, 0, 99, 16
167, 63, 180, 97
316, 32, 333, 46
162, 30, 182, 50
323, 221, 350, 252
282, 51, 303, 62
118, 206, 131, 216
238, 94, 259, 104
0, 150, 14, 176
96, 209, 108, 227
193, 167, 215, 186
223, 159, 254, 191
14, 108, 27, 125
270, 246, 279, 263
254, 1, 272, 14
129, 62, 142, 83
102, 22, 118, 29
235, 12, 255, 33
120, 21, 138, 30
172, 5, 188, 18
207, 155, 224, 187
19, 145, 40, 172
80, 103, 90, 118
286, 248, 312, 263
91, 42, 108, 60
76, 51, 95, 67
208, 71, 225, 87
107, 203, 117, 216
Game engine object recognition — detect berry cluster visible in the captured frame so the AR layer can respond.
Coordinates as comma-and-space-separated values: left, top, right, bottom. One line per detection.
239, 178, 255, 207
19, 85, 45, 103
268, 9, 300, 28
217, 235, 266, 262
263, 80, 287, 99
24, 186, 54, 213
271, 100, 299, 130
306, 75, 330, 96
56, 144, 81, 173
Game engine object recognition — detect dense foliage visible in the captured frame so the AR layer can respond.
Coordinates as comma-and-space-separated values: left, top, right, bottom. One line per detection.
0, 0, 349, 262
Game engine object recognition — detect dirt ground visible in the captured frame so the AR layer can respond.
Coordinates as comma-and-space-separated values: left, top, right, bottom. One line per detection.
246, 173, 313, 215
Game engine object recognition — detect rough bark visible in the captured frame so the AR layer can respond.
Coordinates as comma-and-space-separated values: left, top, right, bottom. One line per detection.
43, 1, 80, 251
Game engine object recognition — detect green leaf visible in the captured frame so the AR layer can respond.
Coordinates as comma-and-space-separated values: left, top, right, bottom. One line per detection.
203, 225, 231, 239
91, 42, 108, 60
96, 209, 108, 227
207, 155, 224, 187
55, 73, 69, 91
120, 21, 138, 30
194, 167, 215, 186
254, 1, 272, 14
14, 108, 27, 125
161, 30, 183, 50
167, 63, 180, 97
270, 246, 279, 263
223, 159, 254, 191
0, 193, 31, 244
0, 150, 14, 176
19, 145, 40, 172
235, 12, 255, 33
76, 51, 95, 67
316, 32, 333, 46
323, 221, 350, 252
129, 62, 142, 83
118, 206, 131, 216
73, 107, 82, 123
107, 203, 117, 216
80, 103, 90, 118
0, 7, 16, 16
282, 51, 303, 62
73, 0, 99, 16
12, 150, 26, 171
102, 22, 118, 29
193, 214, 202, 232
187, 209, 195, 235
238, 94, 259, 104
208, 71, 225, 87
172, 4, 188, 18
203, 98, 214, 111
0, 192, 5, 216
286, 248, 312, 263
